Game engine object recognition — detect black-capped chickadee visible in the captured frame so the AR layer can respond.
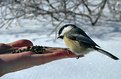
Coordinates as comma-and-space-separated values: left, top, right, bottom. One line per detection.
58, 24, 119, 60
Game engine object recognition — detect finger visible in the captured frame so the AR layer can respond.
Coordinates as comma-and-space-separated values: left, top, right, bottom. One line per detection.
0, 44, 12, 54
0, 43, 12, 49
0, 51, 33, 60
50, 49, 82, 58
8, 39, 33, 47
33, 48, 83, 59
43, 47, 83, 58
16, 51, 34, 58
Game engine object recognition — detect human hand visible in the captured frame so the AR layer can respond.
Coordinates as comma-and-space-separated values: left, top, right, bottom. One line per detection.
0, 39, 82, 76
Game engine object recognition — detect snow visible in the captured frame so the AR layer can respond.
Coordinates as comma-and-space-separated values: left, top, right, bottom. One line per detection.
0, 18, 121, 79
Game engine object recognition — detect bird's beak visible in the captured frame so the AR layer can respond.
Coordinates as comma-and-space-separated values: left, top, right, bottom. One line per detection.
57, 36, 64, 39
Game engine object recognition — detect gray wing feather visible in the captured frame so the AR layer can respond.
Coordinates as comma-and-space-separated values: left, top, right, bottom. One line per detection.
67, 34, 99, 47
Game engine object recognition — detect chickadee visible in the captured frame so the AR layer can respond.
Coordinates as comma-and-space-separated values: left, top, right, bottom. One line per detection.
58, 24, 119, 60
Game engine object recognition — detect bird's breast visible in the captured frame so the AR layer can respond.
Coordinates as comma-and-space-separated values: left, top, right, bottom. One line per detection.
63, 36, 91, 55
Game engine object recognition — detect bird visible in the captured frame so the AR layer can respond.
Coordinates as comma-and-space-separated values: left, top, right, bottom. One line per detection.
57, 24, 119, 60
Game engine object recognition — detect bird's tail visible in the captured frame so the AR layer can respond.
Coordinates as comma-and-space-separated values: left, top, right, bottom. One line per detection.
94, 47, 119, 60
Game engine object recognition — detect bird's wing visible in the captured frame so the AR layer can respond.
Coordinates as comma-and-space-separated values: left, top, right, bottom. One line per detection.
66, 34, 99, 47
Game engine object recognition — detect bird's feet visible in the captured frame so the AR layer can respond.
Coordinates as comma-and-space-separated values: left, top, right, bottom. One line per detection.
76, 55, 82, 59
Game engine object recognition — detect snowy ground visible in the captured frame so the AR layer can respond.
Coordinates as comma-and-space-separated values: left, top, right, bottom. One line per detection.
0, 20, 121, 79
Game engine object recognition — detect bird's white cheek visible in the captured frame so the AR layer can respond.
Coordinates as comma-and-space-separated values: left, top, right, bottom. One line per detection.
60, 26, 73, 36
